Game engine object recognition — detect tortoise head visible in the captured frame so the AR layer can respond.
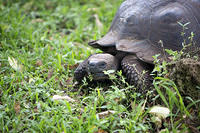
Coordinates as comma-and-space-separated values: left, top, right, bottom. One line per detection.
89, 0, 200, 63
87, 53, 119, 80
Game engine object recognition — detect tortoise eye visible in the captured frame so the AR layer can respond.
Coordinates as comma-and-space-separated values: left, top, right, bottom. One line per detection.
126, 15, 139, 26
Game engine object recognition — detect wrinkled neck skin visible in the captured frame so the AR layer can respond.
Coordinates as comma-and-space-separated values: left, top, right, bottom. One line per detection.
115, 51, 128, 62
114, 51, 132, 70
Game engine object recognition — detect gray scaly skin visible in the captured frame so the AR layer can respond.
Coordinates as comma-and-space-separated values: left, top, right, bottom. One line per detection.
121, 55, 153, 91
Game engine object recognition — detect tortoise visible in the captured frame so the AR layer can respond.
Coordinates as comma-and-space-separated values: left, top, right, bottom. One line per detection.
74, 0, 200, 90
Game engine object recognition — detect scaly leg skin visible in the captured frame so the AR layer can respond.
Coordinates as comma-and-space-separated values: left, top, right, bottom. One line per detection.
74, 57, 90, 82
121, 55, 153, 94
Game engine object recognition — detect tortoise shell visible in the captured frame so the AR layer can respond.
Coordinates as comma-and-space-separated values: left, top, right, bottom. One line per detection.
90, 0, 200, 64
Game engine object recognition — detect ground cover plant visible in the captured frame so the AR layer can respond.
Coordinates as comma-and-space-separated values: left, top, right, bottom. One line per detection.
0, 0, 199, 132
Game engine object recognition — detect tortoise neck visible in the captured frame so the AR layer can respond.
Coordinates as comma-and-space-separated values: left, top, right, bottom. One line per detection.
115, 52, 128, 61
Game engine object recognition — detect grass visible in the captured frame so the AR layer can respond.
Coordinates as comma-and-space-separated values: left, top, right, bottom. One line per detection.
0, 0, 199, 132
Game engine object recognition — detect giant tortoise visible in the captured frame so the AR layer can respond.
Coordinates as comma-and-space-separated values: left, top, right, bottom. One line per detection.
74, 0, 200, 90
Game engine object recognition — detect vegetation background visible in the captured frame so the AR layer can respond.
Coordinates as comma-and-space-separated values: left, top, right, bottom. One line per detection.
0, 0, 199, 132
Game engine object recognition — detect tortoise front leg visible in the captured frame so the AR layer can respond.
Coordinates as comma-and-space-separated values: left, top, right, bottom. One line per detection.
121, 55, 153, 92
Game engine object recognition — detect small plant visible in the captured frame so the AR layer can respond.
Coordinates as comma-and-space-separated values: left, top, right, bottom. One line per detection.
151, 23, 200, 131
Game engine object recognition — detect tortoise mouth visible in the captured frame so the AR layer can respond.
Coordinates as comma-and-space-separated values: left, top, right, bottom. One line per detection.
90, 72, 109, 80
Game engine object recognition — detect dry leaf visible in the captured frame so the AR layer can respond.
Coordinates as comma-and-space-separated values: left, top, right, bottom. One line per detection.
14, 102, 20, 114
68, 63, 79, 70
49, 36, 54, 40
149, 106, 170, 128
66, 77, 73, 86
114, 97, 120, 103
8, 57, 23, 72
142, 97, 147, 112
153, 116, 162, 128
29, 78, 35, 83
159, 129, 188, 133
34, 107, 38, 113
87, 8, 98, 12
97, 110, 116, 119
47, 69, 54, 79
159, 129, 168, 133
35, 60, 43, 67
94, 14, 103, 31
55, 77, 59, 81
95, 129, 108, 133
149, 106, 170, 119
73, 42, 81, 46
31, 18, 44, 23
52, 95, 76, 102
